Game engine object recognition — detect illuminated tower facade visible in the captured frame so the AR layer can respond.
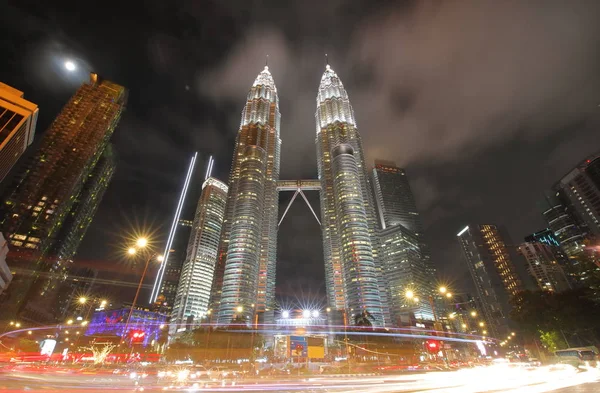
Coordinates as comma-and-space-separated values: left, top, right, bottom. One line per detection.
0, 82, 38, 183
214, 66, 281, 324
0, 74, 126, 322
171, 177, 227, 333
457, 224, 524, 338
315, 65, 386, 326
518, 241, 571, 293
372, 161, 435, 324
554, 153, 600, 236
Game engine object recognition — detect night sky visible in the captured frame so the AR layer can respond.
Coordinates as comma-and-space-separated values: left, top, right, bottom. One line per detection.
2, 1, 600, 304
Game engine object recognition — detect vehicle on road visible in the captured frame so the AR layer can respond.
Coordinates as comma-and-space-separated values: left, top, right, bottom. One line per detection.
555, 346, 598, 369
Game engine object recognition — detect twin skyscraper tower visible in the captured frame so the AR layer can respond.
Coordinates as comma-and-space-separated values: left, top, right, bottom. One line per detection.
172, 63, 420, 330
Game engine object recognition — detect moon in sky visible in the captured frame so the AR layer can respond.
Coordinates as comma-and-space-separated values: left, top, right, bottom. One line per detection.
64, 60, 76, 71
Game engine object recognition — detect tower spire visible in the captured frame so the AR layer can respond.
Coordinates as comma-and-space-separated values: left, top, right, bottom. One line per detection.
325, 53, 329, 67
265, 54, 269, 67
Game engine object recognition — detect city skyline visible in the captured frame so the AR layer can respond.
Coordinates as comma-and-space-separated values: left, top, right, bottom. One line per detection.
1, 1, 600, 310
3, 3, 600, 390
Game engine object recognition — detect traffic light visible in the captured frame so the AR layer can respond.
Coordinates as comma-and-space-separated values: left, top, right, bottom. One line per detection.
425, 340, 441, 353
129, 330, 146, 343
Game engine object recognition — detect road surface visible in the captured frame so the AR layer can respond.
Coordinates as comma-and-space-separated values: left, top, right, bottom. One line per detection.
1, 364, 599, 392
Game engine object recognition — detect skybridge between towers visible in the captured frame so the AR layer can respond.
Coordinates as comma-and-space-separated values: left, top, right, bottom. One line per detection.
277, 180, 322, 226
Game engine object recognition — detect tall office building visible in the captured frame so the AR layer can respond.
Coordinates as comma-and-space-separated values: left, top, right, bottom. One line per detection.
213, 66, 281, 324
16, 144, 117, 322
517, 242, 571, 293
379, 224, 433, 325
52, 144, 116, 263
316, 64, 386, 326
0, 74, 126, 322
554, 153, 600, 236
541, 193, 589, 258
372, 161, 436, 324
457, 224, 524, 338
372, 161, 422, 232
0, 82, 38, 183
171, 178, 227, 333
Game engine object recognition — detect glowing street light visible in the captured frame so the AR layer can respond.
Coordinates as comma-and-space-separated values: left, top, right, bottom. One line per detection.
66, 319, 73, 325
405, 290, 414, 299
157, 255, 164, 262
470, 311, 477, 317
64, 60, 76, 72
81, 321, 88, 326
312, 310, 320, 318
236, 306, 243, 313
282, 310, 290, 319
128, 247, 136, 255
302, 310, 311, 318
462, 323, 467, 328
136, 237, 148, 248
446, 293, 453, 298
100, 300, 107, 307
482, 330, 487, 334
326, 307, 331, 312
27, 330, 32, 335
479, 321, 485, 327
413, 297, 420, 303
439, 287, 447, 294
511, 332, 516, 336
78, 297, 87, 304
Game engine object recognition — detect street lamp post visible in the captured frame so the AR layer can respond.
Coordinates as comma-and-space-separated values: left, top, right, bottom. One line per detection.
123, 238, 162, 341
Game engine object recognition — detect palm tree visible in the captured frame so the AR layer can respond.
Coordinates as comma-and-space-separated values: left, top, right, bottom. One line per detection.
354, 310, 374, 327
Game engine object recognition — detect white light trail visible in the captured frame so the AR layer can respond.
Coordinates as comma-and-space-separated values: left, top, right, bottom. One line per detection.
204, 155, 214, 180
149, 152, 197, 303
457, 225, 469, 236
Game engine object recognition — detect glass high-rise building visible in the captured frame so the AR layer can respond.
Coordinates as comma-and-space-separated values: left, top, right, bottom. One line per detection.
457, 224, 524, 338
316, 65, 386, 326
52, 144, 116, 263
213, 66, 281, 324
554, 153, 600, 236
542, 193, 589, 258
0, 82, 38, 183
517, 241, 571, 293
171, 178, 227, 333
379, 224, 434, 325
372, 161, 422, 232
210, 64, 391, 327
371, 161, 436, 324
0, 73, 126, 322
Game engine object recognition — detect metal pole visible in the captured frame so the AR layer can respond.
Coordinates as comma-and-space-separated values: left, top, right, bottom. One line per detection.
123, 253, 154, 342
560, 329, 571, 348
429, 295, 449, 365
343, 310, 351, 373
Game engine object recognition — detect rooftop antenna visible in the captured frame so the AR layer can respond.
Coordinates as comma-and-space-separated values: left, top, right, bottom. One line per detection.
265, 54, 269, 67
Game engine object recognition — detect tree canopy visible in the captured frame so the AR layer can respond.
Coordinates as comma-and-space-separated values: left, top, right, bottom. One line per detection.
510, 288, 600, 346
